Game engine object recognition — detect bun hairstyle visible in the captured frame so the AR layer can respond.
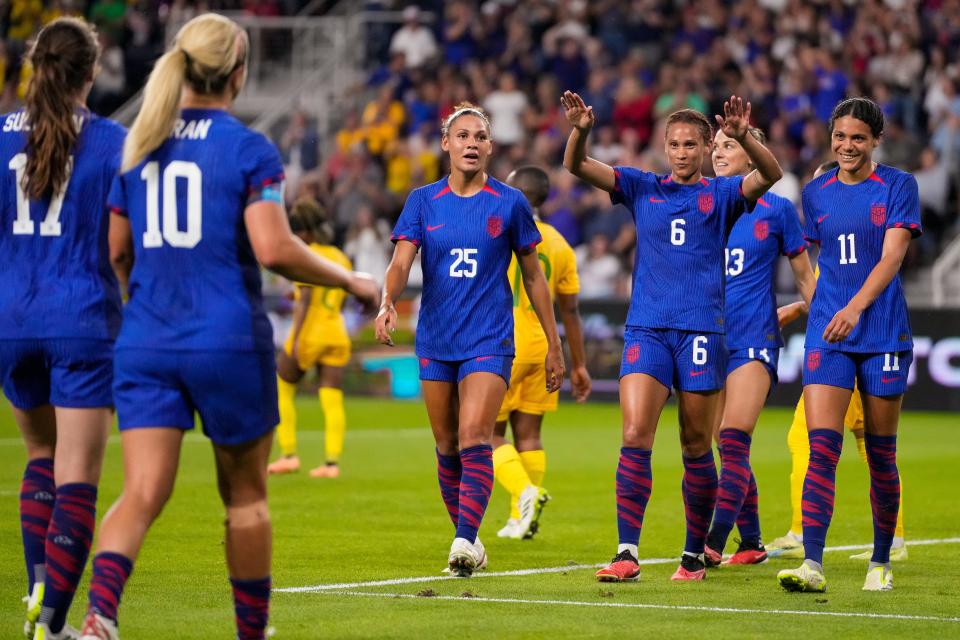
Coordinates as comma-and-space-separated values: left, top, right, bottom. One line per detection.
289, 197, 333, 245
828, 97, 884, 138
23, 17, 99, 200
441, 102, 492, 138
122, 13, 247, 171
664, 108, 713, 144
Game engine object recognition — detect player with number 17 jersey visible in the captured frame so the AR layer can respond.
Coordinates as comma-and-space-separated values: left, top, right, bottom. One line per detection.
391, 175, 541, 367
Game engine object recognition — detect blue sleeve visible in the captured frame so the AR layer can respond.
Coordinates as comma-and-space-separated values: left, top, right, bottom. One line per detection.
107, 173, 127, 217
887, 174, 923, 238
391, 188, 423, 247
779, 200, 807, 257
800, 185, 820, 244
509, 194, 541, 254
243, 132, 286, 206
610, 166, 650, 211
716, 175, 747, 233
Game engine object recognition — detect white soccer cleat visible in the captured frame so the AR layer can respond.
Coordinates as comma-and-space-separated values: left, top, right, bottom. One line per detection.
33, 623, 80, 640
473, 537, 488, 571
515, 485, 550, 539
497, 518, 522, 538
766, 531, 804, 558
862, 566, 894, 592
23, 581, 43, 639
447, 537, 485, 577
778, 562, 827, 593
850, 544, 908, 562
78, 613, 118, 640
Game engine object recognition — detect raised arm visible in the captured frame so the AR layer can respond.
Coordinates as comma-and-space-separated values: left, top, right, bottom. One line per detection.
518, 250, 565, 392
375, 240, 418, 346
557, 292, 591, 402
244, 200, 379, 308
561, 91, 616, 192
823, 228, 912, 343
716, 96, 783, 201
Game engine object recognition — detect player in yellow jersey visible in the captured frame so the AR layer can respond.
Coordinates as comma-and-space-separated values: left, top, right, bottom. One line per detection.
268, 198, 354, 478
767, 161, 906, 561
492, 166, 592, 539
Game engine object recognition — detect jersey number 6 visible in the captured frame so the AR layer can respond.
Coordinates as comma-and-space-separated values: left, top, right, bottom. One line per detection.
449, 248, 478, 278
141, 160, 203, 249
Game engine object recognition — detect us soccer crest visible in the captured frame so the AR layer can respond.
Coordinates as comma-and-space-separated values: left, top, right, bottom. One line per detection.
698, 193, 713, 214
626, 344, 640, 364
487, 215, 503, 238
806, 350, 821, 371
754, 220, 769, 240
871, 203, 886, 226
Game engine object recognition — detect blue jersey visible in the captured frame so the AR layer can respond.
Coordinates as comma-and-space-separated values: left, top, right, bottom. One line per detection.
391, 176, 541, 361
802, 164, 921, 353
0, 110, 125, 340
612, 167, 747, 333
109, 108, 284, 352
725, 192, 807, 350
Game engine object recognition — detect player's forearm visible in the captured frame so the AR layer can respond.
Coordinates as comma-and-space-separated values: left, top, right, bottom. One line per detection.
847, 230, 911, 314
562, 126, 589, 176
380, 258, 410, 311
265, 235, 352, 290
522, 269, 561, 347
560, 309, 587, 369
789, 253, 816, 310
741, 134, 783, 198
289, 287, 310, 341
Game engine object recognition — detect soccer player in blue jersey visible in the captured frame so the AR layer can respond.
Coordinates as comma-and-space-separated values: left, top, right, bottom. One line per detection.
375, 103, 565, 577
561, 91, 783, 582
702, 127, 816, 568
777, 97, 921, 594
75, 15, 378, 640
0, 19, 124, 640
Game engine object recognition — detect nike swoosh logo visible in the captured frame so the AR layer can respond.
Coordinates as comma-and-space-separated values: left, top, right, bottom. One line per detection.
690, 370, 707, 377
427, 224, 445, 231
649, 197, 666, 203
881, 376, 899, 383
475, 356, 494, 361
817, 215, 829, 223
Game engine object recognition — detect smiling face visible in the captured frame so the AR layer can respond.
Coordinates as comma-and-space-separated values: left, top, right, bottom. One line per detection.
711, 130, 752, 177
831, 115, 879, 180
664, 122, 709, 183
441, 113, 492, 176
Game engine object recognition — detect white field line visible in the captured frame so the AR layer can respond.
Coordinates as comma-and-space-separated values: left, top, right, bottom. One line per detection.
317, 591, 960, 624
275, 536, 960, 594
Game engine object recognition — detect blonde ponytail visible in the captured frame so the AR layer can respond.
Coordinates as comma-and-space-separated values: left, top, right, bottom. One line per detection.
121, 13, 246, 172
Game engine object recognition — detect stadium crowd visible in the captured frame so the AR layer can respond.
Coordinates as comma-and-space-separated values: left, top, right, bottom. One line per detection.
270, 0, 960, 297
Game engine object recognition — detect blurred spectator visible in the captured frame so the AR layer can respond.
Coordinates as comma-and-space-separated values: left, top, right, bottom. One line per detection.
575, 235, 622, 300
612, 75, 654, 147
483, 71, 527, 147
389, 6, 438, 70
279, 108, 321, 191
7, 0, 43, 43
361, 83, 406, 158
343, 205, 392, 284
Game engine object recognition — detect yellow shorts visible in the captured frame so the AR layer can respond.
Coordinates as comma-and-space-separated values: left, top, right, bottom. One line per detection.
792, 384, 865, 431
496, 361, 558, 422
284, 336, 351, 369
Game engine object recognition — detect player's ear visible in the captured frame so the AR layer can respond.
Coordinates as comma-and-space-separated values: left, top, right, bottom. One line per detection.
440, 135, 450, 152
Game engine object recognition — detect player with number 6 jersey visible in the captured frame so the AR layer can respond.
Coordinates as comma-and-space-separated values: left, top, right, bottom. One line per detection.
377, 103, 564, 578
78, 14, 378, 640
0, 18, 125, 640
561, 91, 783, 583
703, 127, 815, 569
777, 98, 921, 596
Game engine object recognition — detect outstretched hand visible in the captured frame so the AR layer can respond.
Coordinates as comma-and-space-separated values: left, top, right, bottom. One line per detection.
560, 91, 595, 132
715, 95, 752, 142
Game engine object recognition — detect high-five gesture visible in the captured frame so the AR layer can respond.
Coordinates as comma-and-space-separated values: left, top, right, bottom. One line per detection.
715, 95, 752, 142
561, 91, 595, 132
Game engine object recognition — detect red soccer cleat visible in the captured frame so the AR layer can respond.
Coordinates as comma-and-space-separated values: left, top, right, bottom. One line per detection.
595, 550, 641, 582
671, 554, 706, 581
704, 543, 723, 567
725, 539, 768, 565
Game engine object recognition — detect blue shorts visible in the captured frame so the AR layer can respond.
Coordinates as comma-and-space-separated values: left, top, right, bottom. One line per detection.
418, 355, 513, 385
114, 348, 279, 446
802, 348, 912, 397
620, 327, 728, 392
0, 339, 113, 410
727, 347, 780, 386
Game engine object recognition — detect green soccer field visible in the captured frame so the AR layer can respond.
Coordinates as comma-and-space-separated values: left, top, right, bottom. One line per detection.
1, 398, 958, 638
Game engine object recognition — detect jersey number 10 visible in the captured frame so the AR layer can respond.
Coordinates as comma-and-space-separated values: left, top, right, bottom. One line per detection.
141, 161, 202, 249
9, 153, 71, 236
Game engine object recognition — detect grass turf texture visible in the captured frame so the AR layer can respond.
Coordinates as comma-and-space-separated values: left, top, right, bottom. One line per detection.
1, 398, 958, 638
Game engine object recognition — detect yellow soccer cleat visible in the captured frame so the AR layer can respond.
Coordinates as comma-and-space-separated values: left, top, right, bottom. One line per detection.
23, 581, 43, 639
767, 532, 804, 559
778, 562, 827, 593
849, 544, 908, 562
862, 565, 893, 591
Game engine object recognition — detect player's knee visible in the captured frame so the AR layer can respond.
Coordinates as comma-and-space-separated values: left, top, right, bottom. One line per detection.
123, 483, 173, 521
515, 436, 543, 451
225, 499, 271, 530
622, 421, 654, 449
679, 427, 712, 458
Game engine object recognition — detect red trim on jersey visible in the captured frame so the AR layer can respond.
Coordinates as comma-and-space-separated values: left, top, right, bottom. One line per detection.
613, 168, 622, 192
820, 176, 838, 188
432, 186, 452, 199
868, 172, 886, 185
661, 175, 673, 184
785, 244, 807, 257
756, 197, 771, 208
109, 206, 127, 217
482, 184, 501, 197
699, 177, 709, 186
391, 234, 420, 247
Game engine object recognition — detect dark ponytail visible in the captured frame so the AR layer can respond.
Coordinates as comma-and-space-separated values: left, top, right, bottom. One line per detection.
23, 18, 99, 200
